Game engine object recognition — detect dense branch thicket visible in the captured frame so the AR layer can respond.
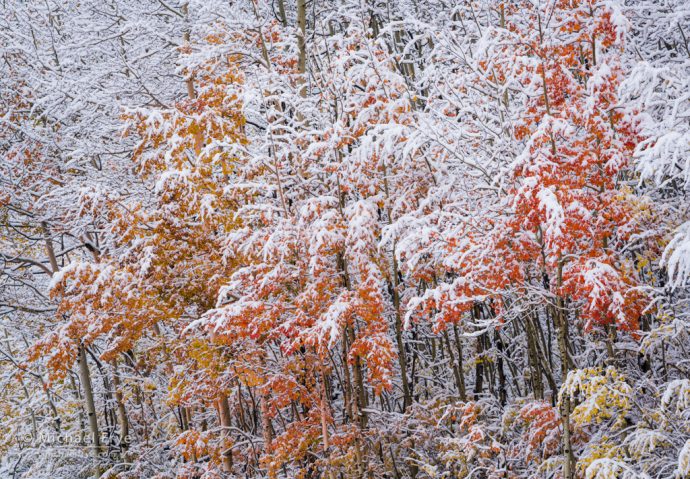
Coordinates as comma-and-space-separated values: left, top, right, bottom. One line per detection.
1, 0, 690, 478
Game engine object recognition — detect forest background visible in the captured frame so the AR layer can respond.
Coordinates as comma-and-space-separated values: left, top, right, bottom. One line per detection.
1, 0, 690, 478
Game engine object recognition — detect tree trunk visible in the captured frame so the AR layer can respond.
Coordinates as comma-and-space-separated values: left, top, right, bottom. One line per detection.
391, 252, 412, 410
556, 260, 575, 479
218, 395, 234, 472
494, 330, 507, 405
452, 323, 468, 401
111, 361, 129, 450
444, 328, 466, 401
473, 306, 485, 400
525, 315, 545, 400
297, 0, 307, 76
260, 391, 273, 455
79, 345, 102, 474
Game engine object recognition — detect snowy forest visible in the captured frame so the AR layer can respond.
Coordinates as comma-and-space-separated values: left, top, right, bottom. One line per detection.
1, 0, 690, 478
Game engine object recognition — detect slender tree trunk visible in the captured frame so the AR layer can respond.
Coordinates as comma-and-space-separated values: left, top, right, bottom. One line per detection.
68, 372, 87, 444
605, 323, 618, 365
525, 315, 545, 400
444, 328, 466, 401
391, 252, 412, 410
260, 391, 273, 455
474, 335, 485, 400
340, 334, 354, 424
111, 361, 129, 450
296, 0, 308, 101
181, 3, 197, 101
276, 0, 287, 27
297, 0, 307, 76
218, 395, 234, 472
473, 305, 485, 400
79, 345, 102, 473
41, 222, 59, 273
452, 323, 468, 401
346, 323, 369, 427
494, 330, 507, 405
556, 260, 575, 479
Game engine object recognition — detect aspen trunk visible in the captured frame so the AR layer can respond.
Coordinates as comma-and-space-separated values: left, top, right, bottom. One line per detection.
79, 345, 103, 472
473, 306, 485, 400
276, 0, 287, 26
181, 3, 196, 100
444, 328, 466, 401
494, 330, 507, 406
382, 166, 411, 410
297, 0, 307, 76
556, 260, 575, 479
260, 391, 273, 455
41, 222, 59, 273
391, 261, 412, 410
525, 315, 545, 400
111, 361, 129, 450
218, 395, 234, 472
558, 318, 575, 479
346, 323, 368, 427
452, 323, 468, 401
340, 331, 354, 423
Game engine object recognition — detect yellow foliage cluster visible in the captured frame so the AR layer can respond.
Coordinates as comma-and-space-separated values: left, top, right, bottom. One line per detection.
560, 367, 632, 428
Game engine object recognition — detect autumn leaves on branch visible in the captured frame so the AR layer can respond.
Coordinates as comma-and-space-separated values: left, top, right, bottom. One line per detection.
2, 0, 689, 478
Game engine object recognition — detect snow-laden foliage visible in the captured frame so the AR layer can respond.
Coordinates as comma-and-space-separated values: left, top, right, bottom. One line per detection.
2, 0, 690, 478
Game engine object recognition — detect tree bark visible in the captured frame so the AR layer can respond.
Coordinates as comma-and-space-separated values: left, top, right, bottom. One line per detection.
79, 345, 103, 473
218, 395, 234, 472
111, 361, 129, 450
556, 260, 575, 479
444, 328, 466, 401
